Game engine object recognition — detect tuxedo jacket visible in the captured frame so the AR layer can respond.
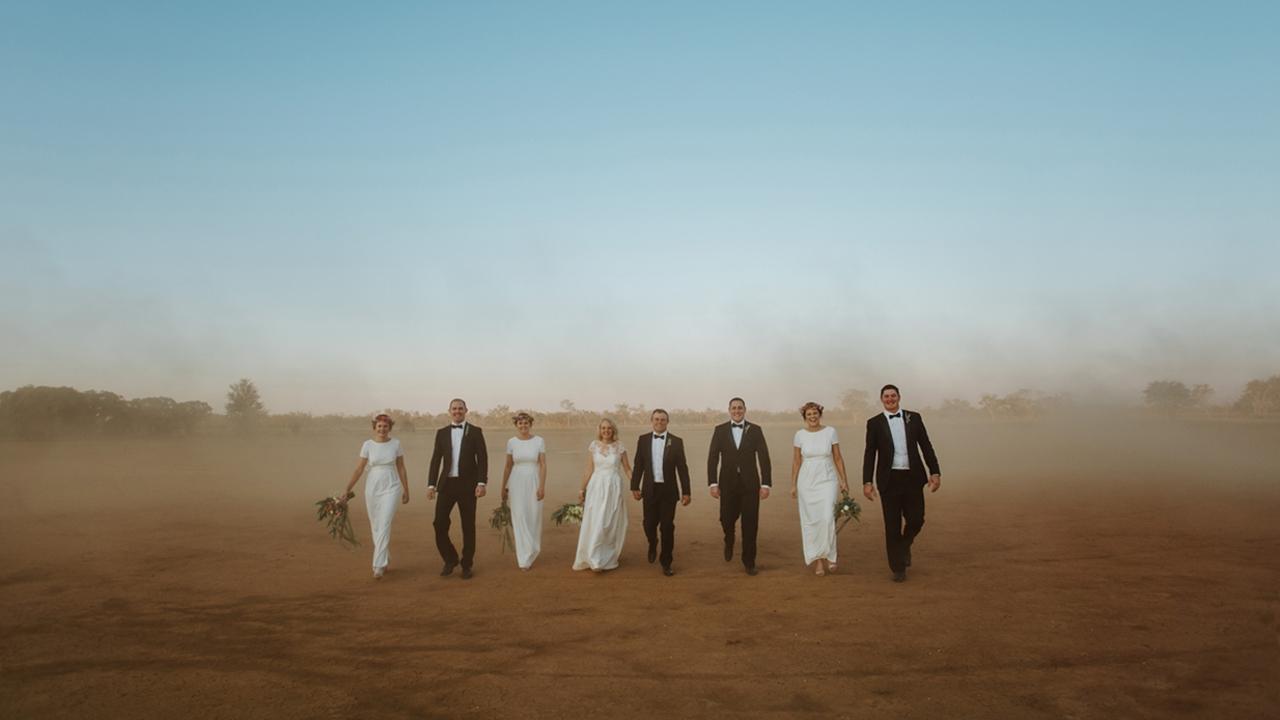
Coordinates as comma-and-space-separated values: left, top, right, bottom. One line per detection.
630, 432, 692, 497
862, 410, 941, 488
428, 423, 489, 488
706, 421, 772, 488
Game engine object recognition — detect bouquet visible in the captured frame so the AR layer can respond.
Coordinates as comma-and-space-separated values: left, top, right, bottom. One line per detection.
489, 501, 515, 554
315, 491, 359, 548
551, 502, 584, 526
834, 492, 862, 534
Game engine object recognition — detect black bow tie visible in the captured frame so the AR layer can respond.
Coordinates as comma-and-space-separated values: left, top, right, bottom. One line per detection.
731, 423, 745, 429
887, 412, 901, 419
451, 424, 464, 429
653, 434, 666, 440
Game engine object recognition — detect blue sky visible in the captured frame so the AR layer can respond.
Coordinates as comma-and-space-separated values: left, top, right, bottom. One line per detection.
2, 2, 1278, 414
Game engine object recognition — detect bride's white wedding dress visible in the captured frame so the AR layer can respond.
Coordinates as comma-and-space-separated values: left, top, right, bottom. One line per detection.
573, 440, 629, 571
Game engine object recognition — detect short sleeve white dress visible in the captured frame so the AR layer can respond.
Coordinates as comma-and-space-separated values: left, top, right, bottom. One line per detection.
505, 435, 545, 569
794, 426, 839, 565
360, 438, 404, 572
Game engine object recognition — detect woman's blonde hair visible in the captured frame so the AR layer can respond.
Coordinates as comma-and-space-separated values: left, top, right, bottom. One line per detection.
596, 418, 619, 442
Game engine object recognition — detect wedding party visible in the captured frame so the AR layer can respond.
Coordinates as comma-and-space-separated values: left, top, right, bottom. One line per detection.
3, 3, 1278, 719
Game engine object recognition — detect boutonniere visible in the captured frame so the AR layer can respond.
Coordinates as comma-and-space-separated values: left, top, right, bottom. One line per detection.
904, 413, 912, 426
664, 437, 672, 449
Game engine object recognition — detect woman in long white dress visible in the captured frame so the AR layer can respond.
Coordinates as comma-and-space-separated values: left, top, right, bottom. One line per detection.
573, 418, 633, 572
790, 402, 850, 576
340, 413, 410, 579
501, 412, 546, 570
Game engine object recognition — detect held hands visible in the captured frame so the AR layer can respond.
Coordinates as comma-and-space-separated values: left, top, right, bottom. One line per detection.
862, 483, 877, 502
632, 491, 643, 501
929, 474, 942, 493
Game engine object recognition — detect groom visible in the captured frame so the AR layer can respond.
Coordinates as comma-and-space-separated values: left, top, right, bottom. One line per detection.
427, 398, 489, 580
630, 409, 691, 576
862, 384, 941, 583
706, 397, 772, 575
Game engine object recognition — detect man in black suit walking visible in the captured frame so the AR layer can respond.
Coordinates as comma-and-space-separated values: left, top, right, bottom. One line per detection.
707, 397, 772, 575
630, 409, 691, 576
862, 384, 941, 582
427, 398, 489, 579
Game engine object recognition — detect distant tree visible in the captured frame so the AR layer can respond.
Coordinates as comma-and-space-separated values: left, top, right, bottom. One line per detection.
1189, 384, 1214, 409
1234, 374, 1280, 417
839, 389, 871, 418
937, 398, 976, 418
225, 378, 266, 429
1144, 380, 1192, 417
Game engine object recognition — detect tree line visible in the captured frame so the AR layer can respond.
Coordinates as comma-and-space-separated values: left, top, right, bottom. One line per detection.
4, 374, 1279, 438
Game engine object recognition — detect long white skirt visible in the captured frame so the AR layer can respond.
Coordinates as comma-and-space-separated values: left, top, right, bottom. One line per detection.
508, 461, 543, 568
573, 468, 628, 571
365, 467, 401, 570
796, 456, 838, 565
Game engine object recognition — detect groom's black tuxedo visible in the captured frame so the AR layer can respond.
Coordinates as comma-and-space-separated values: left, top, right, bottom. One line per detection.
428, 423, 489, 571
631, 432, 691, 569
706, 420, 772, 569
862, 410, 941, 574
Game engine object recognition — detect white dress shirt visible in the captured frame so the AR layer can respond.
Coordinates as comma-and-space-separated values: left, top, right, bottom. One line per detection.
885, 411, 909, 470
731, 421, 745, 449
651, 433, 667, 483
449, 423, 465, 477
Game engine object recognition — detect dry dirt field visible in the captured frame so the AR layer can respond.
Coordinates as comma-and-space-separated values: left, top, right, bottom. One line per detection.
2, 419, 1278, 719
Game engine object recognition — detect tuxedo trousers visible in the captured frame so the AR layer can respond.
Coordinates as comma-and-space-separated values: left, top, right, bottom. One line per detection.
719, 478, 761, 568
879, 470, 925, 573
642, 484, 679, 568
433, 477, 478, 569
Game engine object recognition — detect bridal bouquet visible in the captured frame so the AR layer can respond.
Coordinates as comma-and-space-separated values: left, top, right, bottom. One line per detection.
315, 491, 359, 548
489, 501, 515, 554
834, 492, 862, 534
551, 502, 584, 526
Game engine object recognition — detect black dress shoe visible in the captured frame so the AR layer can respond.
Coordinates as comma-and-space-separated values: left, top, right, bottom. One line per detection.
461, 567, 473, 580
892, 570, 907, 583
662, 566, 674, 576
904, 546, 912, 567
745, 566, 758, 576
440, 563, 456, 577
647, 545, 657, 564
723, 540, 733, 562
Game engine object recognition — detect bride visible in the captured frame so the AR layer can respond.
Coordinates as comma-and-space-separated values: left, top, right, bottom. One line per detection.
572, 418, 633, 572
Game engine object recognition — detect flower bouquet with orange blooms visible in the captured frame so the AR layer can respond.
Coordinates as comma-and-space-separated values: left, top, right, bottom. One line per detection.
316, 491, 359, 548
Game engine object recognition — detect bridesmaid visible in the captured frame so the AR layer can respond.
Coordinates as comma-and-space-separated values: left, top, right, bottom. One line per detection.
341, 413, 410, 579
500, 411, 547, 570
789, 402, 849, 576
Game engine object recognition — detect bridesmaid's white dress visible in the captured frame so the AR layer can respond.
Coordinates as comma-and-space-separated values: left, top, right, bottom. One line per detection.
505, 435, 545, 569
360, 438, 403, 571
573, 440, 629, 571
795, 426, 839, 565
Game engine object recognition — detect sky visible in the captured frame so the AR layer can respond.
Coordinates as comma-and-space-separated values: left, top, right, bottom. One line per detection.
2, 1, 1278, 415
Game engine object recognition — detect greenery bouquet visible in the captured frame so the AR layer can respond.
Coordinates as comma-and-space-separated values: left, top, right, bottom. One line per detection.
834, 492, 862, 534
489, 501, 515, 553
551, 502, 584, 526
